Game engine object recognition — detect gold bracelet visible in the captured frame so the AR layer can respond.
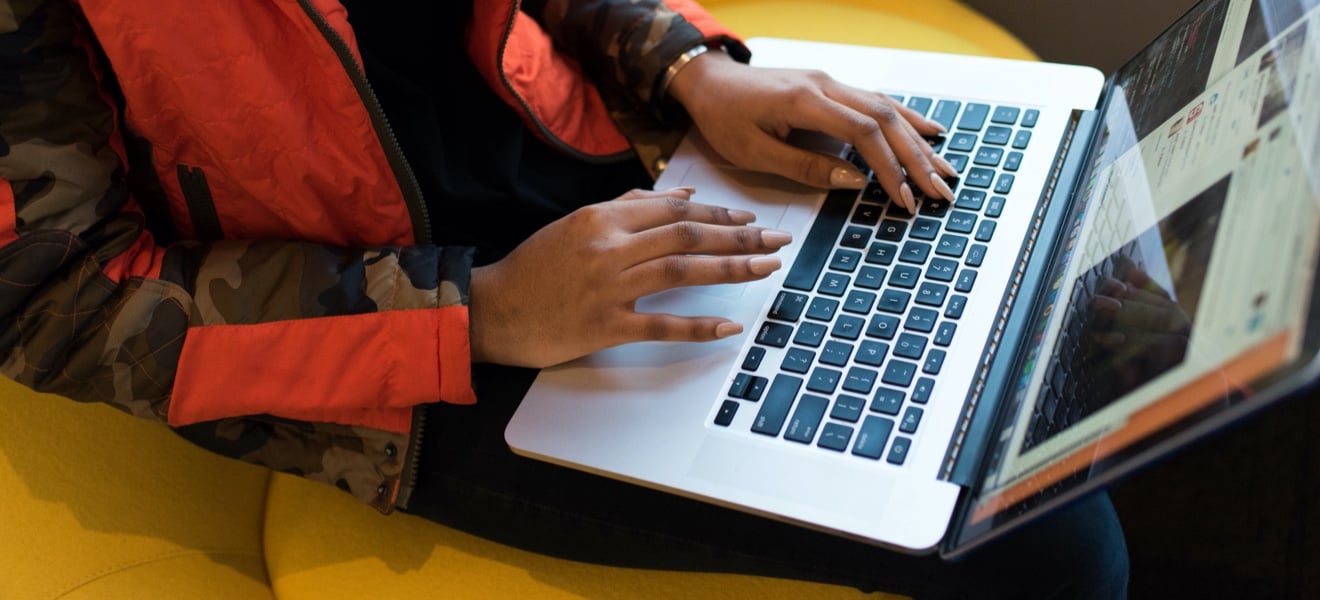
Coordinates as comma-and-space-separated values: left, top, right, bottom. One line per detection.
658, 43, 718, 101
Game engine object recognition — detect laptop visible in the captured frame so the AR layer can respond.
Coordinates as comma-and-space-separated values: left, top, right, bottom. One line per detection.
506, 0, 1320, 558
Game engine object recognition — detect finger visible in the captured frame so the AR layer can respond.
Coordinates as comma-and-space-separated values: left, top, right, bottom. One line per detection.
898, 114, 960, 179
828, 86, 954, 202
788, 97, 916, 211
627, 223, 793, 263
619, 312, 746, 344
615, 187, 697, 202
894, 101, 948, 138
600, 195, 761, 232
622, 254, 782, 297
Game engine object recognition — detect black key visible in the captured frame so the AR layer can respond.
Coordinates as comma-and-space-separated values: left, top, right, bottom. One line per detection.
852, 202, 883, 226
730, 373, 751, 398
889, 264, 922, 289
1004, 151, 1023, 172
841, 226, 871, 248
918, 197, 951, 218
906, 96, 933, 116
983, 125, 1012, 145
910, 218, 941, 240
878, 289, 911, 314
781, 347, 815, 374
857, 340, 890, 365
818, 423, 854, 451
991, 105, 1021, 125
843, 290, 877, 314
848, 149, 869, 172
975, 220, 997, 242
819, 272, 850, 297
934, 322, 957, 346
927, 258, 958, 282
966, 167, 994, 188
751, 374, 803, 436
900, 406, 924, 434
1012, 129, 1032, 149
830, 248, 862, 272
830, 395, 866, 422
936, 234, 969, 258
745, 376, 769, 401
755, 322, 793, 347
887, 436, 912, 465
843, 366, 879, 395
966, 244, 988, 267
947, 211, 977, 233
945, 295, 968, 319
923, 349, 947, 375
866, 242, 898, 265
1022, 109, 1040, 127
862, 181, 889, 204
852, 416, 895, 460
856, 266, 887, 289
994, 174, 1015, 194
915, 281, 949, 307
894, 332, 928, 360
913, 377, 935, 404
899, 241, 932, 264
931, 100, 961, 131
927, 135, 947, 152
831, 315, 866, 340
820, 340, 853, 366
905, 308, 939, 333
974, 146, 1004, 167
793, 322, 827, 347
882, 360, 918, 387
948, 132, 978, 152
806, 296, 839, 321
870, 387, 905, 415
958, 103, 991, 131
715, 400, 739, 427
783, 189, 854, 291
785, 394, 830, 443
986, 195, 1007, 218
955, 189, 986, 211
866, 315, 900, 340
768, 291, 809, 322
741, 346, 766, 371
807, 366, 842, 395
955, 270, 977, 293
877, 219, 907, 241
945, 152, 969, 173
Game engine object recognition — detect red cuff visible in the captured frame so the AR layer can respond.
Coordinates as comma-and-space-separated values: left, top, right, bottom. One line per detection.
437, 305, 477, 405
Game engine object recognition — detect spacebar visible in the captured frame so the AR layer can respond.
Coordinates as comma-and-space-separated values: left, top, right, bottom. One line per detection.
782, 189, 857, 291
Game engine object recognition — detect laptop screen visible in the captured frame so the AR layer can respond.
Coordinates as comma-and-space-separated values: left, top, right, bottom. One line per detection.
951, 0, 1320, 552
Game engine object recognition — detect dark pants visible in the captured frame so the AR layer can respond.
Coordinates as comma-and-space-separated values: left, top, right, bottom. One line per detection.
403, 364, 1130, 599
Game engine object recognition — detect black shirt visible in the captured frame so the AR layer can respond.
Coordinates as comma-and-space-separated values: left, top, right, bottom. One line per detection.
340, 2, 651, 264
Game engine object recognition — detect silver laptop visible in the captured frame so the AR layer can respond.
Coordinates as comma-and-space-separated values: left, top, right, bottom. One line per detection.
506, 0, 1320, 558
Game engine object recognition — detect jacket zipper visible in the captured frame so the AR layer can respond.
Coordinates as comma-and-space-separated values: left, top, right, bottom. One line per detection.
294, 0, 432, 246
494, 0, 632, 165
176, 164, 224, 242
296, 0, 432, 508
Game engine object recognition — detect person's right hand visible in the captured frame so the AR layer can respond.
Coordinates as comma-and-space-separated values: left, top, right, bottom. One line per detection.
468, 188, 792, 368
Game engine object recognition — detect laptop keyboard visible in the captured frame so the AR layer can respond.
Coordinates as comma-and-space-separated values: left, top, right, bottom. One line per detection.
714, 96, 1039, 467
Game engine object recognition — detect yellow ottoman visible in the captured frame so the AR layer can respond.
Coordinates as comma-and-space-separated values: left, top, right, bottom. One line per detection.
0, 3, 1036, 599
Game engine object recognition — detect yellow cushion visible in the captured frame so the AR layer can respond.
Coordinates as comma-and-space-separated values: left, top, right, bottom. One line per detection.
701, 0, 1037, 60
0, 377, 273, 600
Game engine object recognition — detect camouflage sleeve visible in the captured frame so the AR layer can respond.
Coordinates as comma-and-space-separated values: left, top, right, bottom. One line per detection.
533, 0, 751, 121
0, 0, 475, 432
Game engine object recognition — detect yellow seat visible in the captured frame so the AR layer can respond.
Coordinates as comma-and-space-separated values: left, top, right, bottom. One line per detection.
0, 3, 1034, 598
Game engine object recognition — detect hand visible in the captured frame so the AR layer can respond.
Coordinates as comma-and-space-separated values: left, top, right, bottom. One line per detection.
1087, 258, 1191, 388
667, 51, 957, 213
468, 188, 791, 368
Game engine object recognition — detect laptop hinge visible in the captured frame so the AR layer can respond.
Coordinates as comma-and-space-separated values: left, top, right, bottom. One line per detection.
939, 109, 1099, 486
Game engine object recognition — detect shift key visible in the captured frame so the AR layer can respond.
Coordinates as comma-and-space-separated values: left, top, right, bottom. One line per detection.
751, 374, 804, 436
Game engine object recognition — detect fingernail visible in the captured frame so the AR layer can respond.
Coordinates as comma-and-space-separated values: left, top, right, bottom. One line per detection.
715, 322, 744, 339
900, 183, 917, 213
729, 209, 757, 224
761, 229, 793, 249
1093, 296, 1124, 313
748, 256, 782, 276
667, 186, 697, 196
929, 172, 955, 201
936, 155, 959, 178
927, 119, 947, 134
830, 166, 867, 190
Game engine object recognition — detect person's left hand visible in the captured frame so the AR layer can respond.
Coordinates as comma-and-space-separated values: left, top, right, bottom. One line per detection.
667, 50, 958, 213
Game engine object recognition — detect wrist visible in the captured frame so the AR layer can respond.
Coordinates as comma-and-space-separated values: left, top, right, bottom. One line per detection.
662, 43, 734, 112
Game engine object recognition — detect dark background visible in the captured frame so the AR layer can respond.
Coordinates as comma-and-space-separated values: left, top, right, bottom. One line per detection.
967, 1, 1318, 597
